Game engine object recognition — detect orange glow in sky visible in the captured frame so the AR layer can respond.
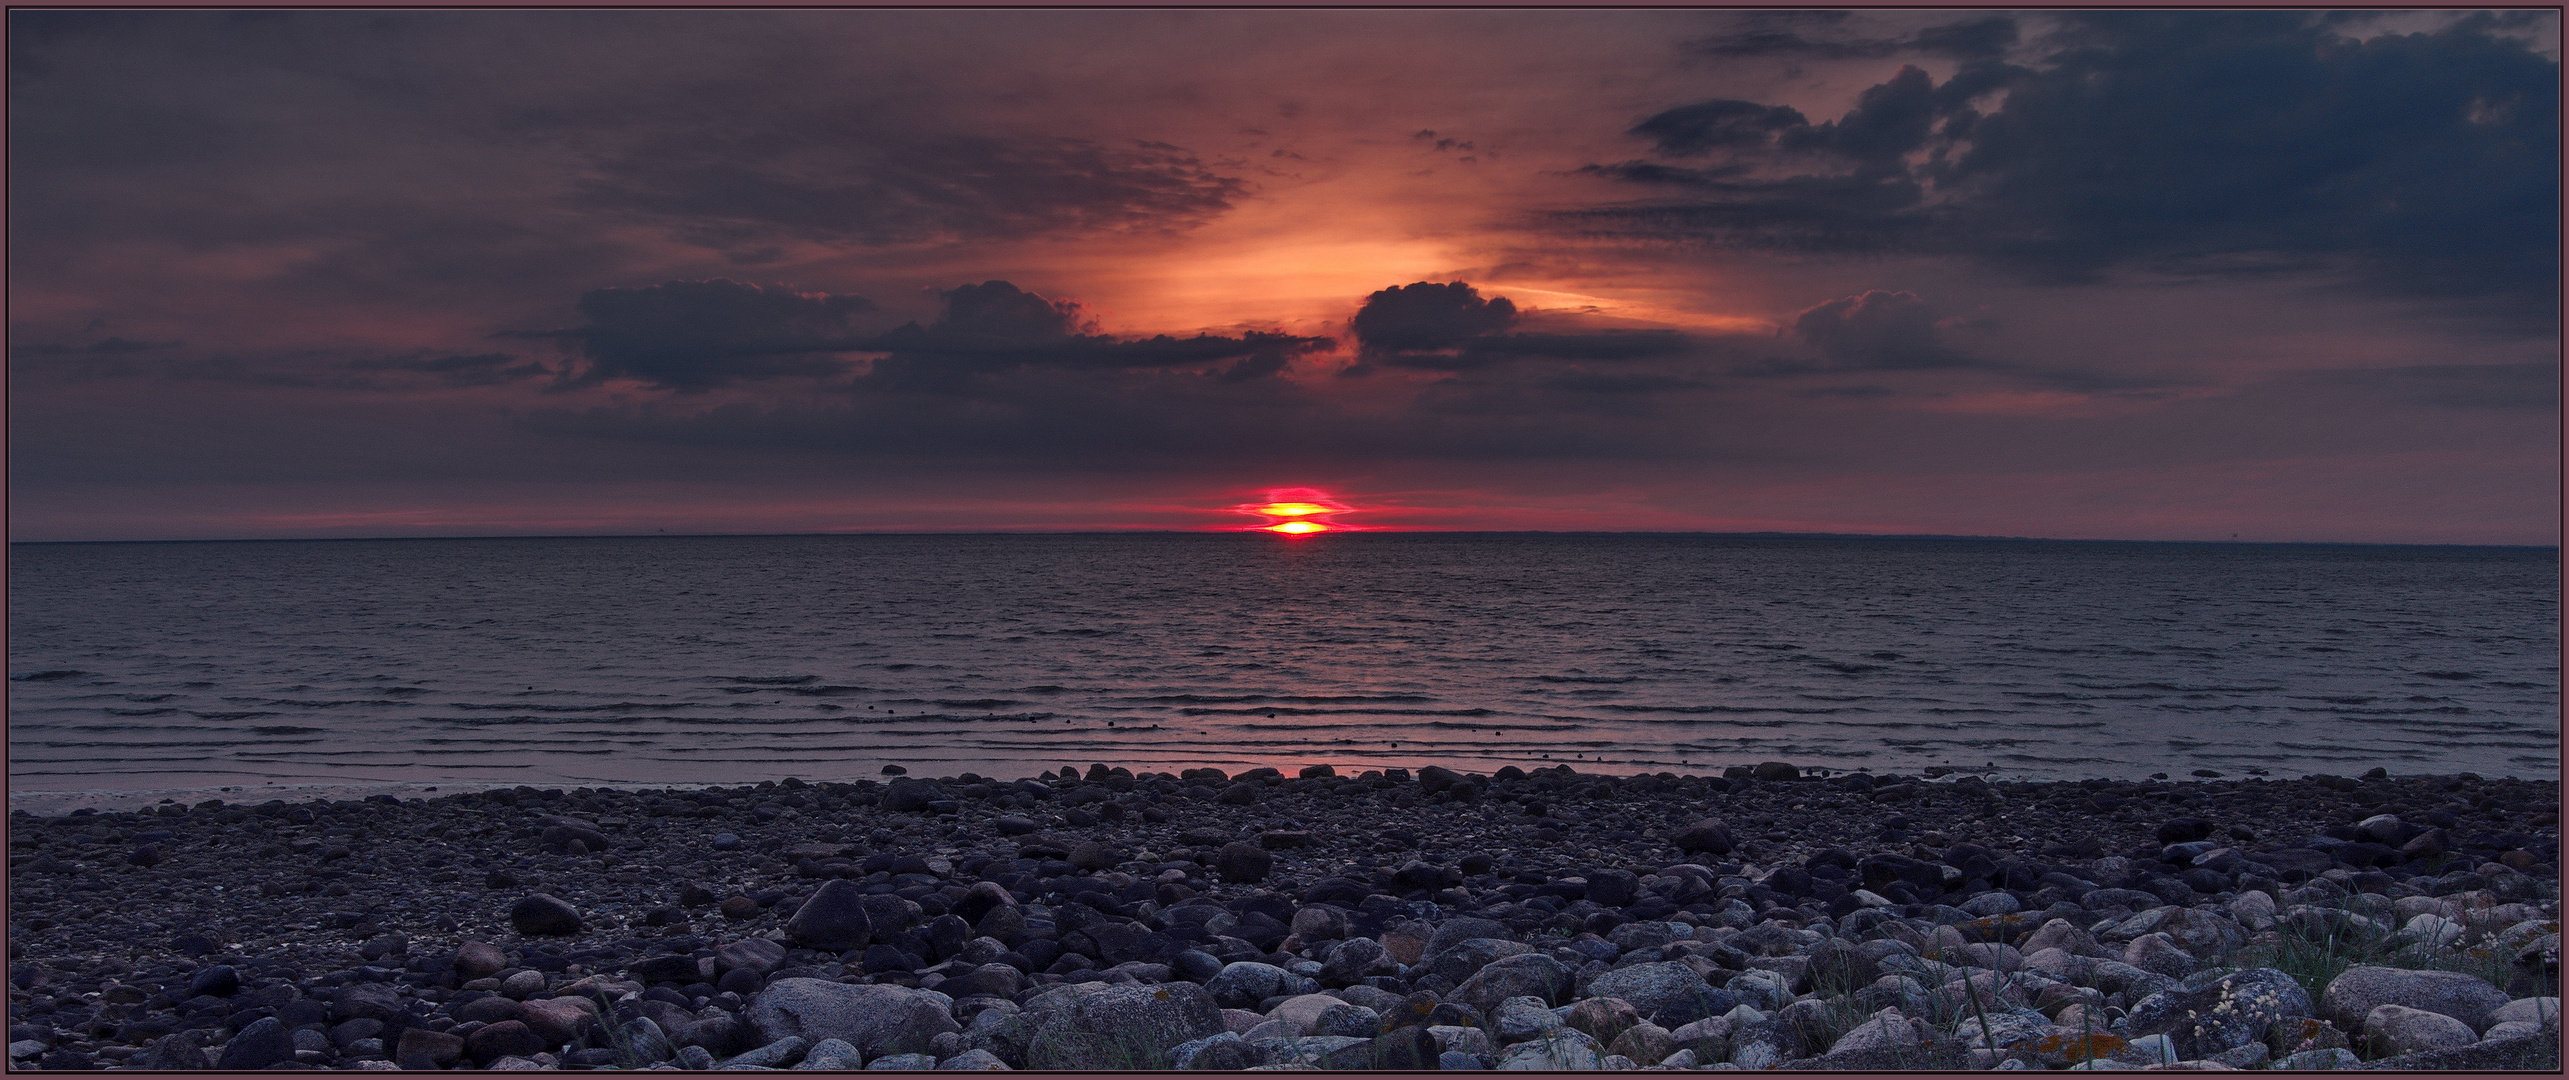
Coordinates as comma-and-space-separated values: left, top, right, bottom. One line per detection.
1262, 520, 1331, 535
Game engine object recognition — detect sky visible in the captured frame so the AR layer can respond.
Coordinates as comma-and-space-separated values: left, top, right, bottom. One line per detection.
8, 9, 2561, 543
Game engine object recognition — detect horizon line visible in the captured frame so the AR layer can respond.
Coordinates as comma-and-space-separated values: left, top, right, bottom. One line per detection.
9, 529, 2559, 551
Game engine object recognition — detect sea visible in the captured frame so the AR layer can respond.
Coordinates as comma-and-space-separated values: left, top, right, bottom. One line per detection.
6, 533, 2559, 813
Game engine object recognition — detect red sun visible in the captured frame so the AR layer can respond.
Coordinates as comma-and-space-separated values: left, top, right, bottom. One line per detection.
1236, 491, 1355, 535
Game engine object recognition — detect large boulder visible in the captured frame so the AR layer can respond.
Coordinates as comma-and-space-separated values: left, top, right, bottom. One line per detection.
131, 1033, 211, 1072
465, 1021, 547, 1065
1585, 869, 1640, 908
455, 940, 509, 980
1424, 938, 1531, 985
1826, 1007, 1923, 1058
1316, 1026, 1440, 1070
2365, 1004, 2479, 1055
535, 815, 611, 853
1423, 917, 1512, 958
2489, 997, 2563, 1027
2320, 966, 2513, 1034
1214, 842, 1272, 884
1262, 994, 1350, 1036
331, 982, 405, 1023
2123, 967, 2313, 1059
1319, 937, 1397, 986
518, 996, 600, 1045
1168, 1031, 1268, 1070
1494, 1028, 1603, 1070
508, 894, 582, 936
744, 978, 959, 1057
2102, 906, 2245, 957
936, 963, 1025, 1000
783, 879, 874, 952
1450, 952, 1574, 1013
714, 937, 787, 976
216, 1017, 296, 1070
1202, 962, 1318, 1009
1584, 962, 1732, 1029
858, 894, 925, 936
2021, 919, 2104, 958
881, 779, 944, 812
1023, 981, 1226, 1069
1669, 819, 1736, 857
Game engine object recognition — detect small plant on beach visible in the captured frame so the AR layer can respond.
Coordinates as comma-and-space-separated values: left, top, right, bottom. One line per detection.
1025, 1026, 1174, 1070
2239, 909, 2396, 1001
1958, 970, 2000, 1057
583, 991, 655, 1070
1793, 959, 1879, 1053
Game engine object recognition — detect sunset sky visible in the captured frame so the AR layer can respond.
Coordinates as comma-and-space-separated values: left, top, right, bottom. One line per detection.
9, 9, 2560, 543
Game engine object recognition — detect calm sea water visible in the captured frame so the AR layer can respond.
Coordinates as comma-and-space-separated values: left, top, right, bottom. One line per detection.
7, 534, 2558, 811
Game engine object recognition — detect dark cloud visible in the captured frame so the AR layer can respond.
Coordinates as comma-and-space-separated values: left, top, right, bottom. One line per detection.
930, 280, 1089, 342
512, 278, 1326, 395
857, 281, 1332, 394
1577, 13, 2561, 322
1630, 100, 1812, 158
1790, 290, 1975, 371
526, 358, 1733, 472
1351, 281, 1518, 351
1347, 281, 1696, 372
517, 279, 880, 392
1685, 14, 2018, 61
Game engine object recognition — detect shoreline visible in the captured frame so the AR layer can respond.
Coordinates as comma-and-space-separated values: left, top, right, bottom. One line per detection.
11, 758, 2560, 819
7, 761, 2558, 1070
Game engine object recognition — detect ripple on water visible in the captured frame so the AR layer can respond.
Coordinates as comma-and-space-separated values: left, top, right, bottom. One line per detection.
7, 533, 2557, 797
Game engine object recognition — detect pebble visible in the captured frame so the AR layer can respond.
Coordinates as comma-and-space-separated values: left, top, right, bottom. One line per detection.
0, 766, 2554, 1073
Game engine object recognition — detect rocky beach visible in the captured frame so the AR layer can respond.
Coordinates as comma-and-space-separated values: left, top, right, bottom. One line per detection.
6, 762, 2559, 1071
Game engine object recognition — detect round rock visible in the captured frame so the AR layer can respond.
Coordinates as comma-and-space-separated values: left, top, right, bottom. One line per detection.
1669, 818, 1736, 857
507, 894, 582, 936
1214, 841, 1272, 884
745, 978, 960, 1058
782, 879, 875, 952
2321, 966, 2513, 1034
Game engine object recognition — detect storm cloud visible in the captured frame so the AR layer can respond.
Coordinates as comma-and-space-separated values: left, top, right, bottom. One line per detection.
1790, 290, 1976, 371
859, 281, 1332, 393
526, 280, 881, 391
1577, 12, 2561, 321
1348, 281, 1694, 372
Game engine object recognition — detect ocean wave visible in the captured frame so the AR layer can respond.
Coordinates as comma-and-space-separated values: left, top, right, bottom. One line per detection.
1597, 703, 1856, 715
450, 701, 696, 712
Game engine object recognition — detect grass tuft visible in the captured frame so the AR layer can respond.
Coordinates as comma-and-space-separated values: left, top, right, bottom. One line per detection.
2238, 908, 2396, 1002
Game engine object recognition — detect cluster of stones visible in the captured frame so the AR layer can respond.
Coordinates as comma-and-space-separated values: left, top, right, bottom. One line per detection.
4, 762, 2557, 1070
